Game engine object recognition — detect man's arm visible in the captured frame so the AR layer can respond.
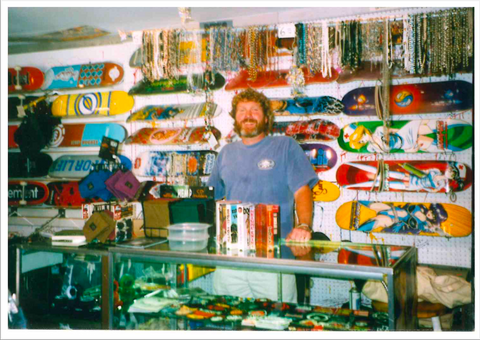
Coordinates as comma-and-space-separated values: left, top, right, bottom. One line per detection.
286, 184, 313, 242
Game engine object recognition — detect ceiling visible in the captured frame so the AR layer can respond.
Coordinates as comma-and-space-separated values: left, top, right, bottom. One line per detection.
7, 6, 390, 38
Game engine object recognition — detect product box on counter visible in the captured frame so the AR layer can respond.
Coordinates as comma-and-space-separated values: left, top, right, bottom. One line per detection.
153, 184, 214, 199
82, 202, 135, 243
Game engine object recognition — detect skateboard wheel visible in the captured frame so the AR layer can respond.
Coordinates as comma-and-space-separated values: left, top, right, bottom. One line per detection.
15, 85, 22, 90
14, 66, 22, 71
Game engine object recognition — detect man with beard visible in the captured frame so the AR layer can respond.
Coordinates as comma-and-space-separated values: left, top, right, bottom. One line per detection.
207, 89, 319, 303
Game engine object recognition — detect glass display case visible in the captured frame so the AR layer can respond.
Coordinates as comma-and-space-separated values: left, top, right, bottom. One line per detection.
15, 240, 417, 330
15, 243, 110, 329
109, 239, 417, 331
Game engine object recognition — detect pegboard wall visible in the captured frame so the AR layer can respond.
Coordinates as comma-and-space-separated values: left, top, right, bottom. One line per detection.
7, 7, 473, 307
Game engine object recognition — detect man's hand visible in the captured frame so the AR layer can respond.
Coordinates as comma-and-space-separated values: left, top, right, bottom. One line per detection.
286, 227, 312, 243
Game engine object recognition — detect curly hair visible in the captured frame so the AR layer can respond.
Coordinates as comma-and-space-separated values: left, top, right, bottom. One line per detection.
230, 88, 274, 135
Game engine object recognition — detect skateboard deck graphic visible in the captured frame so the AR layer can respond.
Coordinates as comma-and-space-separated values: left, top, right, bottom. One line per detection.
41, 62, 124, 90
225, 67, 339, 91
125, 126, 221, 146
301, 144, 337, 172
8, 67, 44, 93
336, 161, 472, 193
48, 154, 132, 179
273, 119, 340, 142
8, 181, 49, 206
8, 152, 53, 178
45, 181, 103, 208
336, 201, 472, 237
127, 102, 223, 122
51, 91, 134, 117
47, 123, 127, 148
342, 81, 473, 116
133, 150, 217, 178
128, 73, 226, 95
271, 96, 344, 116
312, 180, 340, 202
338, 119, 472, 153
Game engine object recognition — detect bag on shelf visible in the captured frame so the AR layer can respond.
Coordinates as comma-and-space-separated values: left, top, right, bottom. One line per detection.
105, 169, 141, 201
83, 211, 116, 243
79, 169, 113, 200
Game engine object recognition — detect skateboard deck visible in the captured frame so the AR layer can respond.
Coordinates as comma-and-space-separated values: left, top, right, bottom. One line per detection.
8, 152, 53, 178
271, 96, 344, 116
312, 180, 340, 202
8, 67, 45, 93
338, 119, 472, 153
128, 73, 226, 95
125, 126, 221, 146
48, 154, 132, 179
8, 181, 49, 206
342, 81, 473, 116
127, 102, 223, 122
8, 95, 50, 120
9, 25, 110, 43
51, 91, 134, 117
273, 119, 340, 142
45, 181, 103, 208
224, 67, 339, 91
336, 161, 472, 193
132, 150, 217, 178
7, 123, 127, 149
41, 62, 124, 90
336, 201, 472, 237
301, 144, 337, 173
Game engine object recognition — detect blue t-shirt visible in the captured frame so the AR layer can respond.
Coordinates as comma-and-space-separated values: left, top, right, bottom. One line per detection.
207, 136, 319, 238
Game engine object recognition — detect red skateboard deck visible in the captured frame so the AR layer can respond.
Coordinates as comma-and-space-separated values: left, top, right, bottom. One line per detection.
273, 119, 340, 142
336, 161, 472, 193
125, 126, 221, 146
8, 67, 45, 93
45, 181, 103, 208
8, 181, 49, 206
225, 67, 339, 91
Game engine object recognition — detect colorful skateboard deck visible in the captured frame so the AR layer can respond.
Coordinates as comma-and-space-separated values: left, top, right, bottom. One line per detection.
342, 81, 473, 116
132, 150, 217, 178
9, 25, 109, 43
125, 126, 221, 146
224, 67, 339, 91
6, 123, 128, 149
8, 181, 49, 206
301, 144, 337, 172
8, 67, 44, 93
312, 180, 340, 202
128, 73, 226, 95
127, 102, 223, 123
48, 154, 132, 179
45, 181, 103, 208
338, 119, 472, 153
336, 161, 472, 193
8, 152, 53, 178
336, 201, 472, 238
41, 62, 124, 90
51, 91, 134, 117
271, 96, 344, 116
273, 119, 340, 142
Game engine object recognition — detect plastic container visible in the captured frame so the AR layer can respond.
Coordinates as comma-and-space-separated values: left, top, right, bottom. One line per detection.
168, 235, 209, 252
167, 223, 211, 239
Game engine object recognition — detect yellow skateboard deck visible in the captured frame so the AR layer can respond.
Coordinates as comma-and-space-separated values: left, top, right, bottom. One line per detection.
312, 180, 340, 202
336, 201, 471, 237
52, 91, 134, 117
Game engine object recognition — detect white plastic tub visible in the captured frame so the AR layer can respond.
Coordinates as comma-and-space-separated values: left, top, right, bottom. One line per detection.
167, 223, 211, 239
168, 235, 209, 252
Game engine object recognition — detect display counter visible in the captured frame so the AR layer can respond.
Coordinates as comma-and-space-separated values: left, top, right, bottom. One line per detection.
16, 239, 417, 330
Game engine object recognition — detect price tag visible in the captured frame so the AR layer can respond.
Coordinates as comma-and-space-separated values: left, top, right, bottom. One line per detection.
278, 23, 296, 38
